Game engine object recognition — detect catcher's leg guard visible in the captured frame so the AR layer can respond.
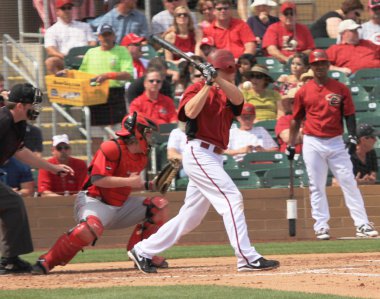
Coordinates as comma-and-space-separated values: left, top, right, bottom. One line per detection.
127, 197, 169, 268
33, 216, 104, 274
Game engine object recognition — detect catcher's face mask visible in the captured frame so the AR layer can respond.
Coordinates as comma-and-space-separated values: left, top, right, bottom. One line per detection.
27, 88, 43, 121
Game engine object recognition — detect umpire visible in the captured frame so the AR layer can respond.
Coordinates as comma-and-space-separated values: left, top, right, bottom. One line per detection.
0, 83, 74, 275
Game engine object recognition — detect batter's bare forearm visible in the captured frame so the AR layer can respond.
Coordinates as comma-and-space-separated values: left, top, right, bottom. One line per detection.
184, 85, 211, 119
214, 77, 244, 105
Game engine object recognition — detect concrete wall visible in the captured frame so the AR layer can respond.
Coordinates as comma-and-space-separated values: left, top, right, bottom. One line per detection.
25, 185, 380, 250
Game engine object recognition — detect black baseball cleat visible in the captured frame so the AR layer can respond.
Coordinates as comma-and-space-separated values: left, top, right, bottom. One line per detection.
0, 256, 32, 275
128, 248, 157, 274
238, 257, 280, 272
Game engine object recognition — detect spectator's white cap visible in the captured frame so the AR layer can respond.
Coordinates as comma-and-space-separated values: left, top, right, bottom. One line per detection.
251, 0, 277, 8
53, 134, 70, 146
338, 19, 361, 34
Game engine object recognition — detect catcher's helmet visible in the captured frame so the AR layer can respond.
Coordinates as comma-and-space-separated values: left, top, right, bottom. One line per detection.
116, 112, 158, 154
309, 49, 329, 64
207, 49, 236, 74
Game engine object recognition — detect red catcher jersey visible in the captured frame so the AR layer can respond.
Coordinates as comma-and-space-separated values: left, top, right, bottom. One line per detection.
292, 78, 355, 138
178, 81, 243, 149
85, 139, 148, 206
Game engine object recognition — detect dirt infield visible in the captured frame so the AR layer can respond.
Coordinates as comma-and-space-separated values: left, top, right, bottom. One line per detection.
1, 253, 380, 298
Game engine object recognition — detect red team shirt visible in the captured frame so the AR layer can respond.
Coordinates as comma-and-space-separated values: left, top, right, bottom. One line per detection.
292, 78, 355, 138
203, 18, 256, 58
129, 93, 178, 125
326, 40, 380, 74
262, 22, 315, 57
85, 140, 148, 206
275, 114, 303, 153
133, 59, 146, 79
38, 156, 87, 194
173, 33, 196, 61
178, 81, 243, 149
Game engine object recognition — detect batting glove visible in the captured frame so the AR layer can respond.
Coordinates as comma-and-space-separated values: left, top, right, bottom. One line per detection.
285, 145, 296, 161
346, 135, 358, 155
198, 63, 217, 85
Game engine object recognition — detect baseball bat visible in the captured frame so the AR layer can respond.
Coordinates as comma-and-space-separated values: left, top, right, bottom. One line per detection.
149, 35, 217, 77
287, 159, 297, 237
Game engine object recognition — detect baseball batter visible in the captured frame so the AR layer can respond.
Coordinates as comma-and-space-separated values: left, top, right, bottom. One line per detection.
287, 49, 378, 240
31, 113, 170, 274
128, 50, 280, 273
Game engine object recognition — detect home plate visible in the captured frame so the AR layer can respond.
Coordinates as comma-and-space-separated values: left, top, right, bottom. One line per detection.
337, 236, 380, 240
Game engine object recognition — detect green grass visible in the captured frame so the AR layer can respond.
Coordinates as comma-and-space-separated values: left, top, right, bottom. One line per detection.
0, 285, 360, 299
22, 239, 380, 264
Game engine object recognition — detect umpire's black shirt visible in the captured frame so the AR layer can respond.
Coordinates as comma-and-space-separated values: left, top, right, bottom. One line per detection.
0, 107, 26, 166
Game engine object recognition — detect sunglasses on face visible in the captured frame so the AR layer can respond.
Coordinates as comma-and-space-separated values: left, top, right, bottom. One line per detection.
284, 10, 294, 16
251, 74, 265, 80
166, 0, 179, 3
60, 5, 73, 11
202, 7, 213, 13
56, 145, 70, 151
215, 6, 230, 11
176, 13, 189, 18
148, 79, 162, 84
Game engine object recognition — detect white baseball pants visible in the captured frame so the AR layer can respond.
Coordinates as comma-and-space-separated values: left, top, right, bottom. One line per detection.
134, 139, 262, 267
302, 135, 370, 232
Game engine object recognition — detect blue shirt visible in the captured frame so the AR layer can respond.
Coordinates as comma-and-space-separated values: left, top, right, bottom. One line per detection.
0, 157, 33, 189
92, 8, 149, 44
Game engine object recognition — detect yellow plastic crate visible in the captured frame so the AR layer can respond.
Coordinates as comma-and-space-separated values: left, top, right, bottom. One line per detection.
45, 70, 109, 106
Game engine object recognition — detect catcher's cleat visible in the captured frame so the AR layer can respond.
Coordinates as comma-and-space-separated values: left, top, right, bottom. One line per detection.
315, 228, 330, 240
0, 256, 32, 275
356, 223, 378, 238
238, 257, 280, 272
31, 259, 49, 275
128, 248, 157, 274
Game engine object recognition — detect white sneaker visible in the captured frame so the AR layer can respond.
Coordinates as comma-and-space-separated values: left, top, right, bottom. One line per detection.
315, 228, 330, 240
356, 223, 378, 238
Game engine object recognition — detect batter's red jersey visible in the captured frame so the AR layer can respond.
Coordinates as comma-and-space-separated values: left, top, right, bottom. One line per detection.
178, 81, 243, 149
203, 18, 256, 58
262, 22, 315, 57
84, 139, 148, 206
38, 156, 87, 195
326, 40, 380, 74
129, 93, 178, 125
292, 78, 355, 138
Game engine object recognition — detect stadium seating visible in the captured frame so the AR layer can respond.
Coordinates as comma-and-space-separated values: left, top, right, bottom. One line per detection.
350, 68, 380, 92
350, 85, 370, 103
254, 119, 277, 139
369, 83, 380, 102
141, 44, 158, 60
262, 166, 308, 188
222, 155, 239, 170
314, 38, 337, 49
64, 46, 95, 70
256, 57, 284, 72
225, 169, 262, 189
328, 70, 350, 85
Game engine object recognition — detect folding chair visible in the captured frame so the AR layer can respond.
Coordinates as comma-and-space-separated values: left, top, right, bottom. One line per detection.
225, 169, 262, 189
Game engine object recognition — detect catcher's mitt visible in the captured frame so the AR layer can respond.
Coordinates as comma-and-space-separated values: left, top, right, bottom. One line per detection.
146, 159, 181, 194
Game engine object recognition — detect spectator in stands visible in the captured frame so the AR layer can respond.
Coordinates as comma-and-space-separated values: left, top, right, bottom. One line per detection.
275, 88, 303, 154
199, 36, 217, 58
360, 0, 380, 45
310, 0, 364, 39
24, 124, 44, 158
275, 52, 310, 96
94, 0, 148, 44
129, 68, 178, 125
164, 6, 202, 65
236, 53, 256, 87
203, 0, 257, 59
79, 24, 133, 151
127, 57, 175, 104
225, 103, 278, 162
152, 0, 197, 36
197, 0, 215, 30
262, 1, 315, 64
176, 55, 206, 97
44, 0, 97, 75
242, 65, 284, 122
350, 123, 380, 184
237, 0, 251, 21
326, 19, 380, 75
38, 134, 87, 196
247, 0, 279, 46
120, 33, 149, 79
0, 158, 34, 197
167, 121, 187, 177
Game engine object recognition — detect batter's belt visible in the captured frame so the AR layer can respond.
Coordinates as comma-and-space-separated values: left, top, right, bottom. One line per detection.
199, 141, 224, 155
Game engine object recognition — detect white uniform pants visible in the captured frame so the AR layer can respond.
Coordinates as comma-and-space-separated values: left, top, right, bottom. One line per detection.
303, 135, 369, 232
135, 139, 262, 267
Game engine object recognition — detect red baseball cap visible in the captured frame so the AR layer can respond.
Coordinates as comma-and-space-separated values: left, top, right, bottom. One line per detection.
56, 0, 73, 8
280, 1, 296, 14
200, 36, 215, 47
120, 33, 146, 47
241, 103, 256, 115
309, 49, 329, 64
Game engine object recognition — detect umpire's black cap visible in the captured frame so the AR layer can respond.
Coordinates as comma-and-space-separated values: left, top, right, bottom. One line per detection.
8, 83, 36, 104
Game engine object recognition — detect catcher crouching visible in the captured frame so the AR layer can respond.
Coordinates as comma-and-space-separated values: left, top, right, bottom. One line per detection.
32, 112, 170, 274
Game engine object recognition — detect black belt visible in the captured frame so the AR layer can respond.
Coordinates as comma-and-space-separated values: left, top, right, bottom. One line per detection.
200, 142, 224, 155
